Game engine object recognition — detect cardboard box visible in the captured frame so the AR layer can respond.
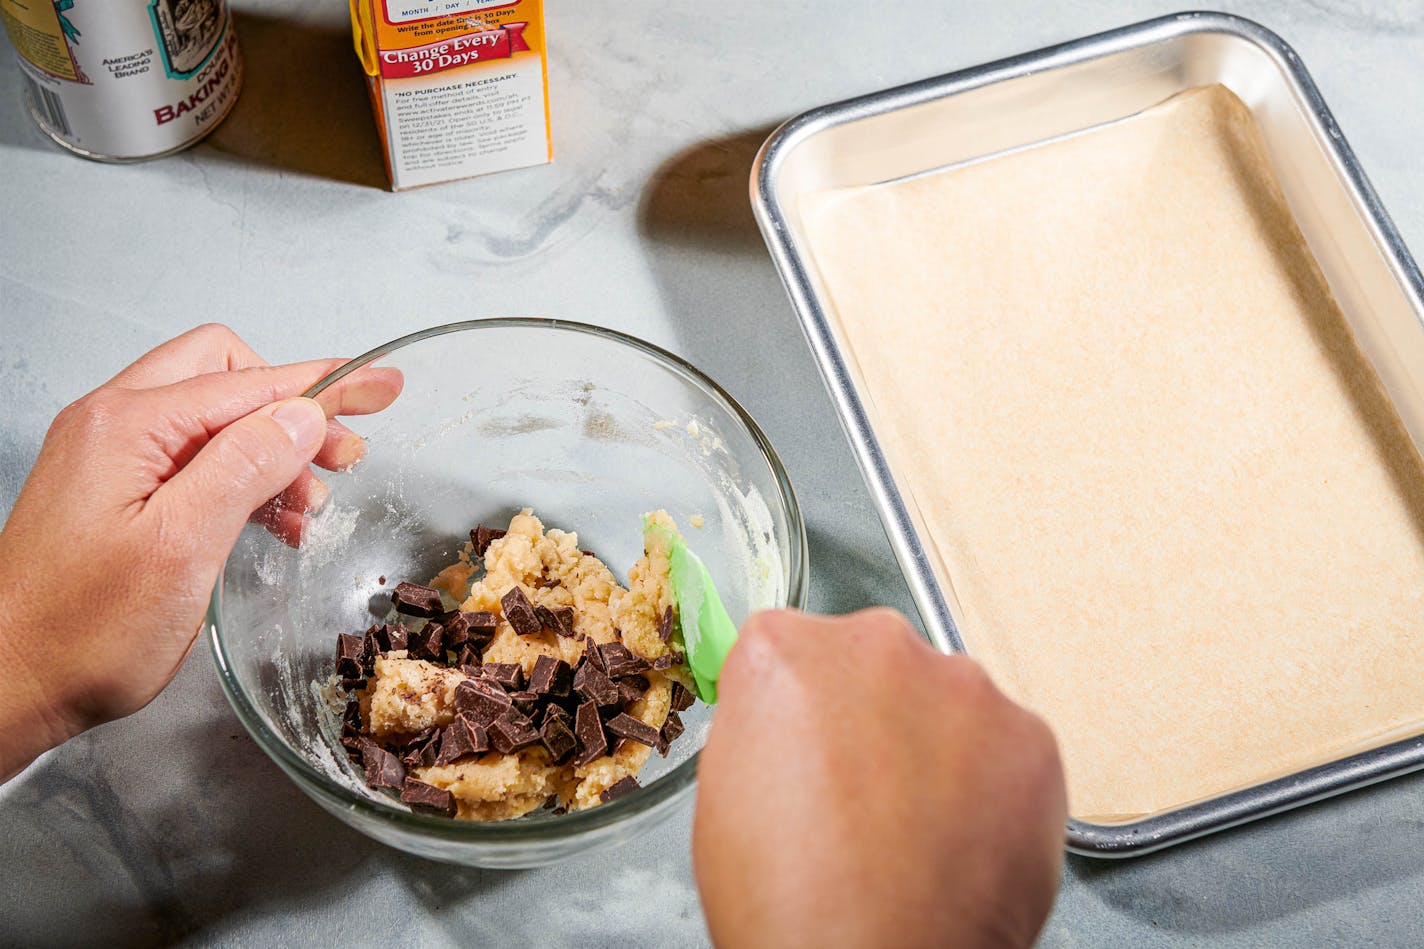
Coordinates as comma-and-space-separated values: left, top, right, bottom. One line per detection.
349, 0, 550, 190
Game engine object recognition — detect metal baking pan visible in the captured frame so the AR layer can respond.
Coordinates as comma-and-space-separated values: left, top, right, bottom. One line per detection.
751, 11, 1424, 856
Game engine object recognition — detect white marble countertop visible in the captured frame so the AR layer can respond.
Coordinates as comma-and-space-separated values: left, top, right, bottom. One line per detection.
3, 0, 1423, 945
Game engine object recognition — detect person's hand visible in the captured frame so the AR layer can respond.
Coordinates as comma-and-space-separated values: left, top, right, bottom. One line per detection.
694, 608, 1066, 949
0, 324, 403, 781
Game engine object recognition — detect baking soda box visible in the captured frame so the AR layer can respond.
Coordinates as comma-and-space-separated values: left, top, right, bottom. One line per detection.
349, 0, 550, 189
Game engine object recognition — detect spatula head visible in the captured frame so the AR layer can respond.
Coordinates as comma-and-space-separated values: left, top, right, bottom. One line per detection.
644, 517, 738, 703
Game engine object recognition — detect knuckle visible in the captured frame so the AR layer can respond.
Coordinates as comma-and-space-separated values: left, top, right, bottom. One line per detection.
217, 420, 286, 486
52, 389, 126, 441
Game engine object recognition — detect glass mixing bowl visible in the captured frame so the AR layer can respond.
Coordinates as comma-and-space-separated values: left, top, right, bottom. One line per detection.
208, 320, 807, 867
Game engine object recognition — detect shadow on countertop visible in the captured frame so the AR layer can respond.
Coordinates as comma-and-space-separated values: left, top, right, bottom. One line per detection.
204, 9, 387, 189
0, 693, 523, 946
1063, 769, 1424, 936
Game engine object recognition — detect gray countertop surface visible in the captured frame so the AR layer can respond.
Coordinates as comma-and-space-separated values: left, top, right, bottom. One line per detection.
3, 1, 1423, 945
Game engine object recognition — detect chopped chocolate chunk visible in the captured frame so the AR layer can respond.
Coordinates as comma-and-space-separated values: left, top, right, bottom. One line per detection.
651, 652, 685, 671
460, 663, 482, 677
533, 604, 558, 630
600, 775, 640, 803
489, 709, 541, 753
435, 714, 488, 765
501, 586, 542, 636
454, 678, 512, 727
573, 661, 621, 707
552, 806, 568, 816
659, 711, 685, 755
536, 577, 562, 589
457, 644, 482, 669
549, 607, 576, 638
407, 622, 445, 662
391, 581, 443, 618
540, 713, 577, 763
342, 734, 376, 762
339, 677, 367, 692
529, 655, 573, 697
484, 662, 526, 691
472, 524, 507, 557
362, 744, 406, 790
617, 674, 650, 706
336, 634, 366, 679
659, 605, 676, 643
508, 690, 541, 716
573, 700, 608, 766
401, 778, 456, 817
581, 549, 596, 558
598, 642, 651, 678
584, 640, 607, 672
606, 713, 662, 749
401, 727, 441, 768
467, 611, 499, 638
542, 702, 572, 728
670, 680, 695, 713
371, 622, 409, 654
378, 575, 386, 585
342, 698, 363, 735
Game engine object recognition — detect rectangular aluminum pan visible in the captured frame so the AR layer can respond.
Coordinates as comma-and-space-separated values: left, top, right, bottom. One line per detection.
752, 11, 1424, 857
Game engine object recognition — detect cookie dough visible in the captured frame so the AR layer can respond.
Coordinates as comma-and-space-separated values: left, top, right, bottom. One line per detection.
801, 85, 1424, 820
339, 509, 695, 821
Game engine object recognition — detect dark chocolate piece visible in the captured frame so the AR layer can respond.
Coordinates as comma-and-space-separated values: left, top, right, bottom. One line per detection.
659, 605, 675, 643
378, 575, 386, 585
573, 661, 621, 707
549, 607, 576, 638
542, 702, 572, 728
336, 634, 366, 679
508, 690, 541, 716
539, 713, 577, 763
343, 734, 376, 762
598, 642, 651, 678
435, 714, 488, 765
341, 698, 363, 736
573, 700, 608, 766
391, 581, 442, 618
501, 586, 542, 636
457, 644, 482, 669
371, 622, 409, 654
472, 524, 507, 557
489, 709, 541, 753
659, 711, 685, 755
401, 778, 456, 817
651, 652, 685, 671
605, 713, 662, 749
600, 775, 640, 803
401, 727, 441, 768
536, 577, 562, 589
670, 680, 695, 713
617, 675, 650, 706
484, 662, 526, 691
454, 678, 512, 727
533, 605, 558, 631
529, 655, 573, 697
584, 640, 607, 672
362, 744, 406, 789
408, 622, 445, 662
339, 677, 368, 692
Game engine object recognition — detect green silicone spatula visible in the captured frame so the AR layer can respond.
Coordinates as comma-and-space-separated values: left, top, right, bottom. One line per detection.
644, 516, 738, 703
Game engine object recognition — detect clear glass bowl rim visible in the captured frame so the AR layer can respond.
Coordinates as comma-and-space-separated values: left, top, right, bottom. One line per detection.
208, 318, 810, 844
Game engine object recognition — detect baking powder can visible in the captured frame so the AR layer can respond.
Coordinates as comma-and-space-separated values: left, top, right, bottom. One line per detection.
0, 0, 244, 161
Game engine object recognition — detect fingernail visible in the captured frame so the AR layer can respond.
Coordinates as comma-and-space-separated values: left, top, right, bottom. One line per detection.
306, 478, 330, 513
271, 398, 326, 454
331, 431, 366, 470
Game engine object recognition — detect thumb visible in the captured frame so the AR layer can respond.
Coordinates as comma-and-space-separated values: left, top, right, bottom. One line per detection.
151, 397, 328, 552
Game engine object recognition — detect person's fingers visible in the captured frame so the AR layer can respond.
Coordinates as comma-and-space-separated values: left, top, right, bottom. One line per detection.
106, 323, 268, 389
251, 471, 328, 548
108, 325, 383, 471
149, 398, 328, 554
139, 361, 403, 472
